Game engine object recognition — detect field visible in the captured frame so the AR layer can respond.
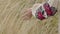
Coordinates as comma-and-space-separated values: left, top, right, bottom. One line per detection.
0, 0, 60, 34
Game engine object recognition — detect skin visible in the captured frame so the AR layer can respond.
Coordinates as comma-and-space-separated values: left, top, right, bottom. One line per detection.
21, 8, 32, 20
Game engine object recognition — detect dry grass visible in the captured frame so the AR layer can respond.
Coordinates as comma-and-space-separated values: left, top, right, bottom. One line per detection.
0, 0, 59, 34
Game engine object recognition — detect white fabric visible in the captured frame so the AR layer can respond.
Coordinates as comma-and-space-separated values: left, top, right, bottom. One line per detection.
42, 3, 48, 18
31, 3, 48, 18
31, 3, 41, 17
47, 0, 54, 6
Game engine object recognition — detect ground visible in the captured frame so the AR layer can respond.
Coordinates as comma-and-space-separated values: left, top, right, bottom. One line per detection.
0, 0, 59, 34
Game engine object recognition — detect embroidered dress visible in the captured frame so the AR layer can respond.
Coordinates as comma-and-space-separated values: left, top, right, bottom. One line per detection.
31, 3, 57, 20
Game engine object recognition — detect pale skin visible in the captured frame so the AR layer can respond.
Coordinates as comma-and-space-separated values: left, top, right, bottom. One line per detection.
21, 8, 32, 20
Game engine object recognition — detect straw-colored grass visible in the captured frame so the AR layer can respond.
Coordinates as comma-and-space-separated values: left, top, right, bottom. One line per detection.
0, 0, 59, 34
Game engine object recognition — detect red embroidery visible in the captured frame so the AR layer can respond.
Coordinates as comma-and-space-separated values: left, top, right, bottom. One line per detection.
37, 11, 45, 20
43, 3, 53, 16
